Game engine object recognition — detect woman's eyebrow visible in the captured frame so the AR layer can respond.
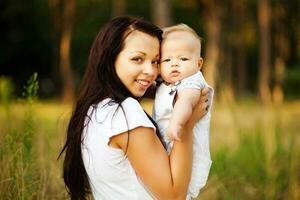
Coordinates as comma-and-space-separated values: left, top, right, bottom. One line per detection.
129, 51, 146, 55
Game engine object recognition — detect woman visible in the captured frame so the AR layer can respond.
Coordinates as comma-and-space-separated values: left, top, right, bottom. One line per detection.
60, 16, 209, 200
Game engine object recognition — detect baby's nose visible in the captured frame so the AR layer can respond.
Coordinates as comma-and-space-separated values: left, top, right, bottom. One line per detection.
171, 59, 179, 67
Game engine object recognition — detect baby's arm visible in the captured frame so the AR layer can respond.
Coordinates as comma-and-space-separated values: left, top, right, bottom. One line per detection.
167, 88, 200, 141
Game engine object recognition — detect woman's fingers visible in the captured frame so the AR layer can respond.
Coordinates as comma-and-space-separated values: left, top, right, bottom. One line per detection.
198, 87, 210, 117
201, 87, 209, 96
189, 87, 210, 124
199, 87, 209, 103
194, 97, 208, 119
199, 101, 208, 119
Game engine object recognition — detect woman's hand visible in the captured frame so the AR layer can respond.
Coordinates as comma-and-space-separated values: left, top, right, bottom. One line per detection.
187, 87, 209, 127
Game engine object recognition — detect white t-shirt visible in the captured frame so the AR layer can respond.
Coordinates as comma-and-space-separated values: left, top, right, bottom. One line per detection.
81, 97, 157, 200
153, 71, 213, 199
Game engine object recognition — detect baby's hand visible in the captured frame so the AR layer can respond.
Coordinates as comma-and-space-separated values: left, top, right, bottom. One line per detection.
166, 124, 182, 141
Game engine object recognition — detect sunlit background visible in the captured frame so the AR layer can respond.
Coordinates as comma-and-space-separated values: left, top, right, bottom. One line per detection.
0, 0, 299, 199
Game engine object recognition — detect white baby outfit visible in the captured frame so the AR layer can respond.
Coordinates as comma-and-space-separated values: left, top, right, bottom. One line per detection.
153, 71, 214, 199
82, 97, 157, 200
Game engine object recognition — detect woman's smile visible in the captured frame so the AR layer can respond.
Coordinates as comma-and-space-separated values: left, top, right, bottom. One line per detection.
115, 30, 160, 97
136, 79, 151, 88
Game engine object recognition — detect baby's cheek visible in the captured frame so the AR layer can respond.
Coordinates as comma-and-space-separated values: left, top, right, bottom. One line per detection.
160, 65, 169, 76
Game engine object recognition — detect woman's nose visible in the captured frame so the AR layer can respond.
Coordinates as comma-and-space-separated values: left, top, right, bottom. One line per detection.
142, 62, 156, 75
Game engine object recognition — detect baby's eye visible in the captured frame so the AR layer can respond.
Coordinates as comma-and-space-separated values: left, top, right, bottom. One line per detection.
180, 57, 189, 61
131, 57, 143, 63
162, 58, 171, 62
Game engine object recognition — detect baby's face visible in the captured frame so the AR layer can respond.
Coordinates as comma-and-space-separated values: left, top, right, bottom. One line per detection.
160, 31, 202, 83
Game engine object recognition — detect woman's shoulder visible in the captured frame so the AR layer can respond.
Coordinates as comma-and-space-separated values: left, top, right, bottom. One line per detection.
91, 97, 140, 111
91, 97, 150, 125
96, 97, 155, 140
95, 97, 142, 113
121, 97, 142, 109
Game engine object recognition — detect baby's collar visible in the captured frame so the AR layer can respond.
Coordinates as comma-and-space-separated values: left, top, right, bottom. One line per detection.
164, 80, 181, 87
167, 80, 181, 95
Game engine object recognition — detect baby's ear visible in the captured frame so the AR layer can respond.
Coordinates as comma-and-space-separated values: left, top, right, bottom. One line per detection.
198, 57, 203, 70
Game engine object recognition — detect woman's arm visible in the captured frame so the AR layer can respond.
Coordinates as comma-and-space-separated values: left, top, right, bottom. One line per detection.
110, 88, 209, 200
113, 124, 193, 200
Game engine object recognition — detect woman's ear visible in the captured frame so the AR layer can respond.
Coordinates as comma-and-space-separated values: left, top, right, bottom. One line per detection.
198, 57, 203, 70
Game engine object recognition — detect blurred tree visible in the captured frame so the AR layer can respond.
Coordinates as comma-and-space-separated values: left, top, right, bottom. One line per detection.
233, 0, 247, 97
1, 0, 300, 100
258, 0, 272, 105
112, 0, 126, 17
60, 0, 75, 102
272, 1, 288, 105
0, 0, 52, 96
217, 0, 235, 104
48, 0, 61, 96
151, 0, 172, 28
201, 0, 221, 89
48, 0, 75, 102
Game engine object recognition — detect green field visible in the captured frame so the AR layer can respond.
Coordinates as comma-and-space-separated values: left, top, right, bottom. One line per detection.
1, 99, 300, 199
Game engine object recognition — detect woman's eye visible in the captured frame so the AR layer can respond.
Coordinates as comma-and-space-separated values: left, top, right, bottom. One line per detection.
131, 57, 143, 63
180, 57, 189, 61
152, 60, 160, 66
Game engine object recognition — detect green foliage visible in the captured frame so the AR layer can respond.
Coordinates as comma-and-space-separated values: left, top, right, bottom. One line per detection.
1, 92, 299, 199
0, 77, 14, 115
0, 73, 42, 199
22, 72, 39, 103
284, 67, 300, 99
210, 127, 299, 200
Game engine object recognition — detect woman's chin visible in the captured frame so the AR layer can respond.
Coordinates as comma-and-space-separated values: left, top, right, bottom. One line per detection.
133, 92, 145, 98
130, 90, 146, 98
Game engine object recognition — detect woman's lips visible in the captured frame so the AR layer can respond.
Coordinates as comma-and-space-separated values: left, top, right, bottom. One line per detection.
135, 79, 151, 90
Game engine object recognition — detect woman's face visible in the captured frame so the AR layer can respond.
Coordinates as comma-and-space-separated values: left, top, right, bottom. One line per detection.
115, 30, 160, 97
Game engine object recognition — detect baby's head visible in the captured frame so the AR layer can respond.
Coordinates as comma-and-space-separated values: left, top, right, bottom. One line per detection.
160, 24, 203, 84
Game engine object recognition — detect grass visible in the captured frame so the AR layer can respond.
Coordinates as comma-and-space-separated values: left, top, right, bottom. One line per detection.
196, 101, 300, 200
0, 93, 299, 199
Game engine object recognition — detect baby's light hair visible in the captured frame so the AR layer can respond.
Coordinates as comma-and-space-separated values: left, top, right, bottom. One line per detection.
162, 24, 202, 55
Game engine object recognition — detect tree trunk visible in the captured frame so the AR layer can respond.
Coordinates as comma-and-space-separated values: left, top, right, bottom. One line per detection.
151, 0, 172, 28
112, 0, 126, 18
202, 0, 221, 88
233, 0, 246, 97
48, 0, 75, 102
272, 2, 287, 105
273, 58, 285, 104
258, 0, 272, 105
59, 0, 75, 102
48, 0, 61, 94
217, 0, 235, 104
220, 47, 235, 104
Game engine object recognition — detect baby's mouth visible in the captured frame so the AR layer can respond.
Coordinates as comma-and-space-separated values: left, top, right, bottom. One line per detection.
170, 70, 180, 77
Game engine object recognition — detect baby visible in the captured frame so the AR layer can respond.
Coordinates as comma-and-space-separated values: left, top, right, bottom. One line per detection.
153, 24, 213, 199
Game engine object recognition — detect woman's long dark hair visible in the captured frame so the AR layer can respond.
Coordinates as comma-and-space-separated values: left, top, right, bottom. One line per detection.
59, 16, 163, 200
